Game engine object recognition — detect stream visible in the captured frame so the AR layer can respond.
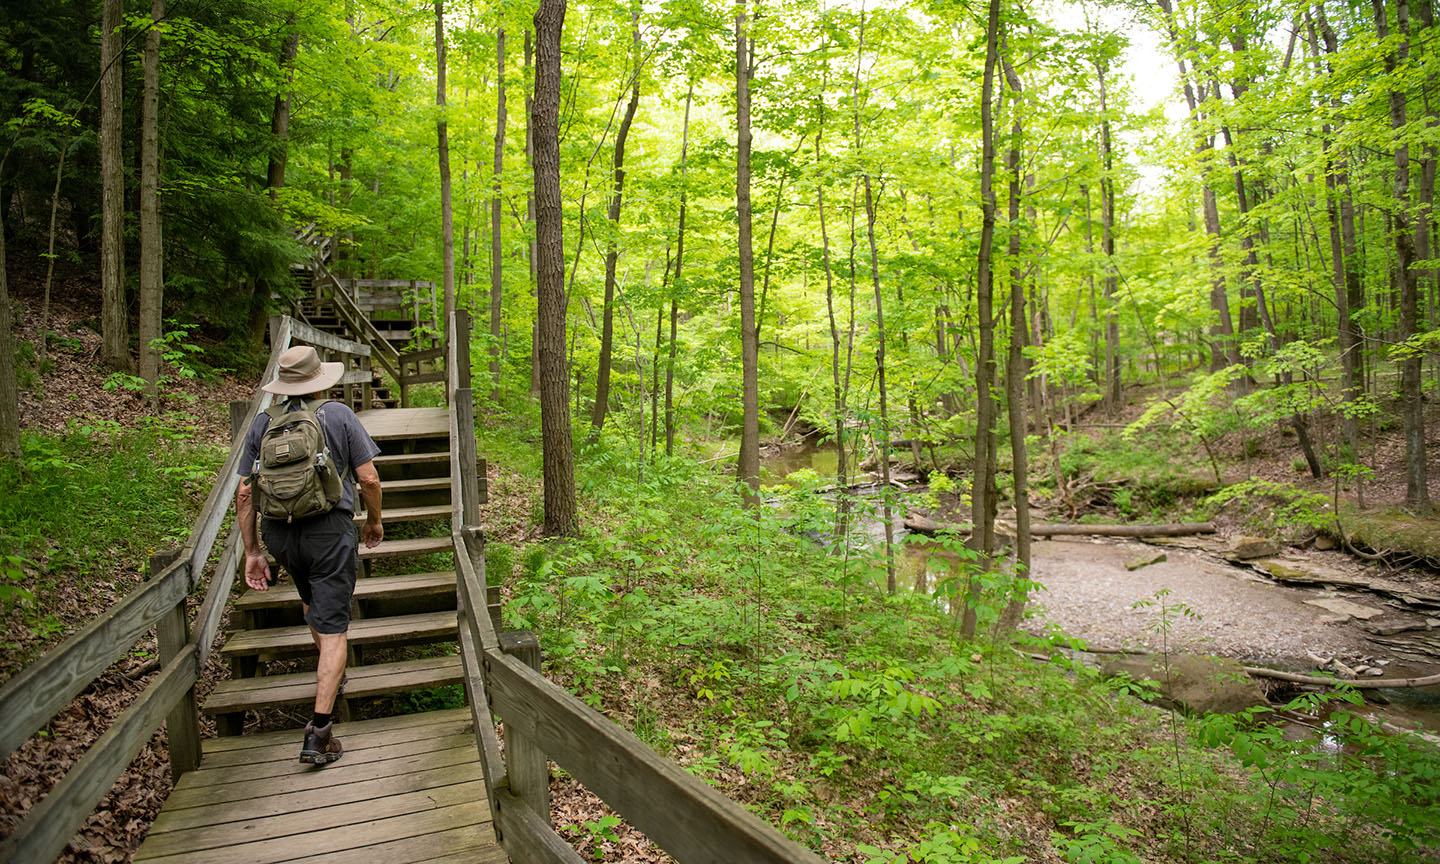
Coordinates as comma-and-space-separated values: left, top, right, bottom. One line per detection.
757, 440, 1440, 738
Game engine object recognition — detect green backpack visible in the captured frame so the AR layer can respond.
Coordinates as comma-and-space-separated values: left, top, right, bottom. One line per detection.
250, 398, 344, 523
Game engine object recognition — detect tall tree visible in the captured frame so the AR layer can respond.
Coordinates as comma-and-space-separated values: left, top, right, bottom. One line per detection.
0, 156, 17, 459
1154, 0, 1239, 372
491, 25, 506, 401
533, 0, 578, 535
437, 0, 456, 333
964, 0, 1002, 638
591, 8, 641, 436
1095, 53, 1120, 413
1000, 51, 1031, 633
854, 7, 895, 594
99, 0, 128, 372
1373, 0, 1431, 510
736, 0, 760, 503
665, 82, 694, 457
137, 0, 164, 405
266, 18, 300, 196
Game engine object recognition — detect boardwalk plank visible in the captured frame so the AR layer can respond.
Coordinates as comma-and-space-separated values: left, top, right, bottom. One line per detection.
175, 733, 473, 788
150, 763, 483, 834
298, 824, 504, 864
203, 655, 462, 715
233, 571, 455, 611
136, 780, 488, 859
358, 408, 450, 440
360, 535, 453, 561
164, 746, 477, 810
201, 718, 470, 769
202, 708, 469, 753
220, 610, 456, 657
136, 802, 491, 864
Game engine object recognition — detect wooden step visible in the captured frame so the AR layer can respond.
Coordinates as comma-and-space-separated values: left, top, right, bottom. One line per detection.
220, 611, 458, 658
235, 571, 457, 611
380, 477, 451, 494
357, 505, 451, 525
373, 451, 450, 468
359, 536, 452, 561
202, 655, 463, 715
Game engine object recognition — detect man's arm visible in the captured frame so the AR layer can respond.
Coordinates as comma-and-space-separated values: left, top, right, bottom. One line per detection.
236, 481, 270, 591
356, 461, 383, 548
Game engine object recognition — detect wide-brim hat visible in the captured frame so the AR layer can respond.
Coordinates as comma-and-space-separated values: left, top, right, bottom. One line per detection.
262, 345, 345, 396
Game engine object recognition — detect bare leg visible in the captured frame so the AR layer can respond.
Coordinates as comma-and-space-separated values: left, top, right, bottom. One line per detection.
314, 632, 348, 714
302, 603, 321, 651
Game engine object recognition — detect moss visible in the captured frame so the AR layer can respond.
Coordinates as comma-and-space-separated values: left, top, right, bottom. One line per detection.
1340, 505, 1440, 565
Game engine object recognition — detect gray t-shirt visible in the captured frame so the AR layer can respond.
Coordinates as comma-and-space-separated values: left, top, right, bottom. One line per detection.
238, 399, 382, 515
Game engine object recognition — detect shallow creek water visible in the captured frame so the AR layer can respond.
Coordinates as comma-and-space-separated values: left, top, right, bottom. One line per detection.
757, 441, 1440, 738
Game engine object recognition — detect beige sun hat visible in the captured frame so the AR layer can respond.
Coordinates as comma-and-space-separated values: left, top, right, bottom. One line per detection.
262, 345, 346, 396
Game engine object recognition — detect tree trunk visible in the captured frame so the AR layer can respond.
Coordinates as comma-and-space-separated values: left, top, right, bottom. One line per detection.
736, 0, 760, 504
815, 81, 848, 539
1312, 9, 1363, 457
965, 0, 1002, 638
1374, 0, 1431, 510
0, 162, 18, 457
138, 0, 164, 408
436, 1, 456, 336
266, 23, 300, 196
665, 83, 693, 457
1097, 59, 1120, 412
1156, 0, 1238, 372
99, 0, 129, 372
491, 27, 506, 401
590, 10, 641, 437
1000, 54, 1031, 633
526, 30, 540, 398
533, 0, 578, 535
855, 11, 895, 594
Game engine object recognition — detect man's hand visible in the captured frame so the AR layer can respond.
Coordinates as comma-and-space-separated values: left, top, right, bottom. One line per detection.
361, 519, 384, 549
243, 551, 271, 591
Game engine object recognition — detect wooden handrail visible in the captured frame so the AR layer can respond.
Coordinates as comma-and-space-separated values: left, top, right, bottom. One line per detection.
0, 645, 200, 863
315, 265, 401, 377
290, 318, 371, 357
0, 558, 191, 759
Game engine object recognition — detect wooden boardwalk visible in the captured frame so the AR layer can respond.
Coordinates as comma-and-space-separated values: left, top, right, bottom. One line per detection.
133, 406, 507, 864
134, 710, 503, 864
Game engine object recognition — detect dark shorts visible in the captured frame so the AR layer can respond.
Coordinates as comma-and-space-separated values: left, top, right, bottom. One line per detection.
260, 509, 358, 635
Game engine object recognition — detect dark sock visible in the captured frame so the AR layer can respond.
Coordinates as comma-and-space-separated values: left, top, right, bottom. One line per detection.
312, 711, 331, 729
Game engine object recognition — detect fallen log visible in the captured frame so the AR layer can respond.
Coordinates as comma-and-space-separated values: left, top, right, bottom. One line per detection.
1030, 522, 1216, 538
1242, 666, 1440, 689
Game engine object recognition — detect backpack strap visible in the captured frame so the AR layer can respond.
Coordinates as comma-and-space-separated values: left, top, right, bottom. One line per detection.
311, 400, 357, 483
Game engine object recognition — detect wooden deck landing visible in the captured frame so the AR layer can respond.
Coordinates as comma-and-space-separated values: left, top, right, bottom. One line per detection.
135, 709, 503, 864
357, 407, 450, 440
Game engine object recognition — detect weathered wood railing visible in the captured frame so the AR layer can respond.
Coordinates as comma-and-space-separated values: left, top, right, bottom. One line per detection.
0, 317, 370, 864
440, 310, 824, 864
314, 264, 402, 385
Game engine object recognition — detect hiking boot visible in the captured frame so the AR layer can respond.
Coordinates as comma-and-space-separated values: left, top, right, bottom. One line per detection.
299, 721, 343, 764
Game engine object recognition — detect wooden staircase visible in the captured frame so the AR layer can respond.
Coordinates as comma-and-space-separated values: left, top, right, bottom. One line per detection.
205, 408, 460, 733
135, 403, 504, 862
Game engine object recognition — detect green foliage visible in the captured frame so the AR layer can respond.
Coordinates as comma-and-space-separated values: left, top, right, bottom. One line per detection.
1198, 692, 1440, 858
1204, 479, 1334, 535
0, 426, 224, 582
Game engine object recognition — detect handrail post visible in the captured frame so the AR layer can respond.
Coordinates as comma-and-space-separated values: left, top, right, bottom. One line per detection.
499, 631, 549, 817
152, 549, 201, 781
456, 308, 472, 391
455, 387, 480, 527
